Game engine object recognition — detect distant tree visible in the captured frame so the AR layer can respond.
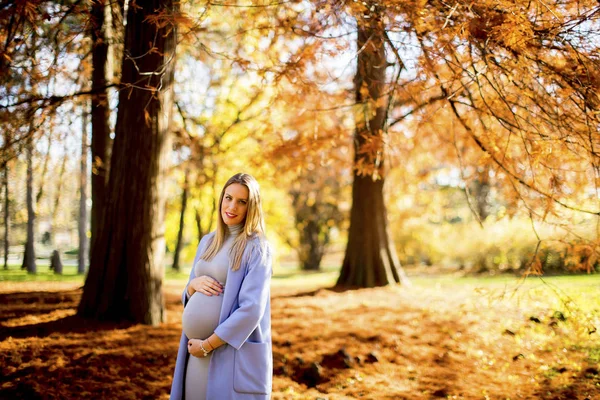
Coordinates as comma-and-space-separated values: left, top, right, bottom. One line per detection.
290, 173, 346, 271
48, 142, 68, 245
78, 106, 89, 274
2, 161, 8, 270
471, 166, 492, 222
22, 134, 35, 274
172, 171, 188, 272
50, 249, 63, 274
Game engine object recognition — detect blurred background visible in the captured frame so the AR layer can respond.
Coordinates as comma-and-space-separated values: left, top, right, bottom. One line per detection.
1, 0, 599, 282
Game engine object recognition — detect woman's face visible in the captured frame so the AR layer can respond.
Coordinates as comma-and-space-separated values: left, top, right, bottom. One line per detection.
221, 183, 249, 226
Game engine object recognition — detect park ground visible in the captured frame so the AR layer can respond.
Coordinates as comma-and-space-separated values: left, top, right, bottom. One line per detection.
0, 266, 599, 399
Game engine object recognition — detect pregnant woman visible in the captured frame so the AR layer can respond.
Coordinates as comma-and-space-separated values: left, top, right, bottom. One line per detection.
170, 173, 273, 400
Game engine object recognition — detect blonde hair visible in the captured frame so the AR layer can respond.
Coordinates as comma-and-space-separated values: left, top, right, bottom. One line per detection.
201, 173, 266, 271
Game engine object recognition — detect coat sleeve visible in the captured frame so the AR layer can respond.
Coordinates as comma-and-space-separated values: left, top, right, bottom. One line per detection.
214, 241, 272, 350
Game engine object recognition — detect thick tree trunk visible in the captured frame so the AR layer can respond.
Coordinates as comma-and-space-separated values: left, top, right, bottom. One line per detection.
78, 0, 177, 324
89, 0, 112, 269
172, 172, 188, 272
78, 107, 89, 274
337, 176, 408, 287
2, 163, 8, 270
336, 12, 407, 288
22, 137, 36, 274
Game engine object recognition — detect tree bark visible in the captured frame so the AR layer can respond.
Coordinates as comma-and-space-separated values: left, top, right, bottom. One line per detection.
22, 136, 36, 274
172, 171, 188, 272
2, 163, 8, 270
89, 0, 112, 269
78, 106, 89, 274
336, 13, 408, 288
78, 0, 178, 324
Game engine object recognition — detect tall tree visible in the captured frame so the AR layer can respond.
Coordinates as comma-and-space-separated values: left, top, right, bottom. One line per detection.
2, 161, 8, 270
336, 9, 408, 288
89, 0, 112, 268
22, 134, 36, 274
78, 0, 178, 324
48, 142, 68, 245
172, 170, 188, 272
78, 106, 89, 274
471, 166, 492, 222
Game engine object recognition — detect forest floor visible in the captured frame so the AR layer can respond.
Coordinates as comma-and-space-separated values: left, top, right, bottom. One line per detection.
0, 273, 599, 399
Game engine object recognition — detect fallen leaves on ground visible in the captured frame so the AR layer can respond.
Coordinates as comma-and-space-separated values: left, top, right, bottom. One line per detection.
0, 279, 598, 399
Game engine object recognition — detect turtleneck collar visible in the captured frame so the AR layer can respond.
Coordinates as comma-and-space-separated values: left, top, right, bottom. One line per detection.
227, 223, 244, 237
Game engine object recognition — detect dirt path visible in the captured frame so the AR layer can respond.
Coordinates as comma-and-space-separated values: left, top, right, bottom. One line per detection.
0, 281, 598, 399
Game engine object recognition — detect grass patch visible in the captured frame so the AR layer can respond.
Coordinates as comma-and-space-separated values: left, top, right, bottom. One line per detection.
1, 263, 197, 283
0, 263, 84, 282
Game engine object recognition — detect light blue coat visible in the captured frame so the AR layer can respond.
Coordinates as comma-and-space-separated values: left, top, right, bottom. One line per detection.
170, 232, 273, 400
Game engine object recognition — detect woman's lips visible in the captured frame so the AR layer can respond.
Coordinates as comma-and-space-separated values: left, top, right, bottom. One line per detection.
225, 212, 237, 218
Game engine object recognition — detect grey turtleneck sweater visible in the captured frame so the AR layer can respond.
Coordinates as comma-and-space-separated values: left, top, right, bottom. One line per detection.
182, 224, 242, 340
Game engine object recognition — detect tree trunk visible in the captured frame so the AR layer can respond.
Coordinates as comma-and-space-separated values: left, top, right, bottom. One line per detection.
172, 172, 188, 272
22, 136, 36, 274
195, 207, 204, 242
48, 142, 68, 246
78, 0, 178, 324
79, 106, 89, 274
89, 0, 112, 269
34, 133, 52, 207
2, 163, 8, 270
300, 219, 325, 271
336, 12, 407, 288
50, 250, 63, 274
472, 165, 491, 221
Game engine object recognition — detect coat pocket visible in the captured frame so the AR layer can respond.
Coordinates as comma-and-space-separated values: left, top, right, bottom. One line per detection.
233, 341, 272, 395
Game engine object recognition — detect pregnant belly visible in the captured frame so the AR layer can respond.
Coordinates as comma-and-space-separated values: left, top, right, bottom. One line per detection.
182, 292, 224, 339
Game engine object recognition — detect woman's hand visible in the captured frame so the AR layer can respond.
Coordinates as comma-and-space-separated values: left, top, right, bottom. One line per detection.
187, 275, 224, 297
187, 338, 213, 358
